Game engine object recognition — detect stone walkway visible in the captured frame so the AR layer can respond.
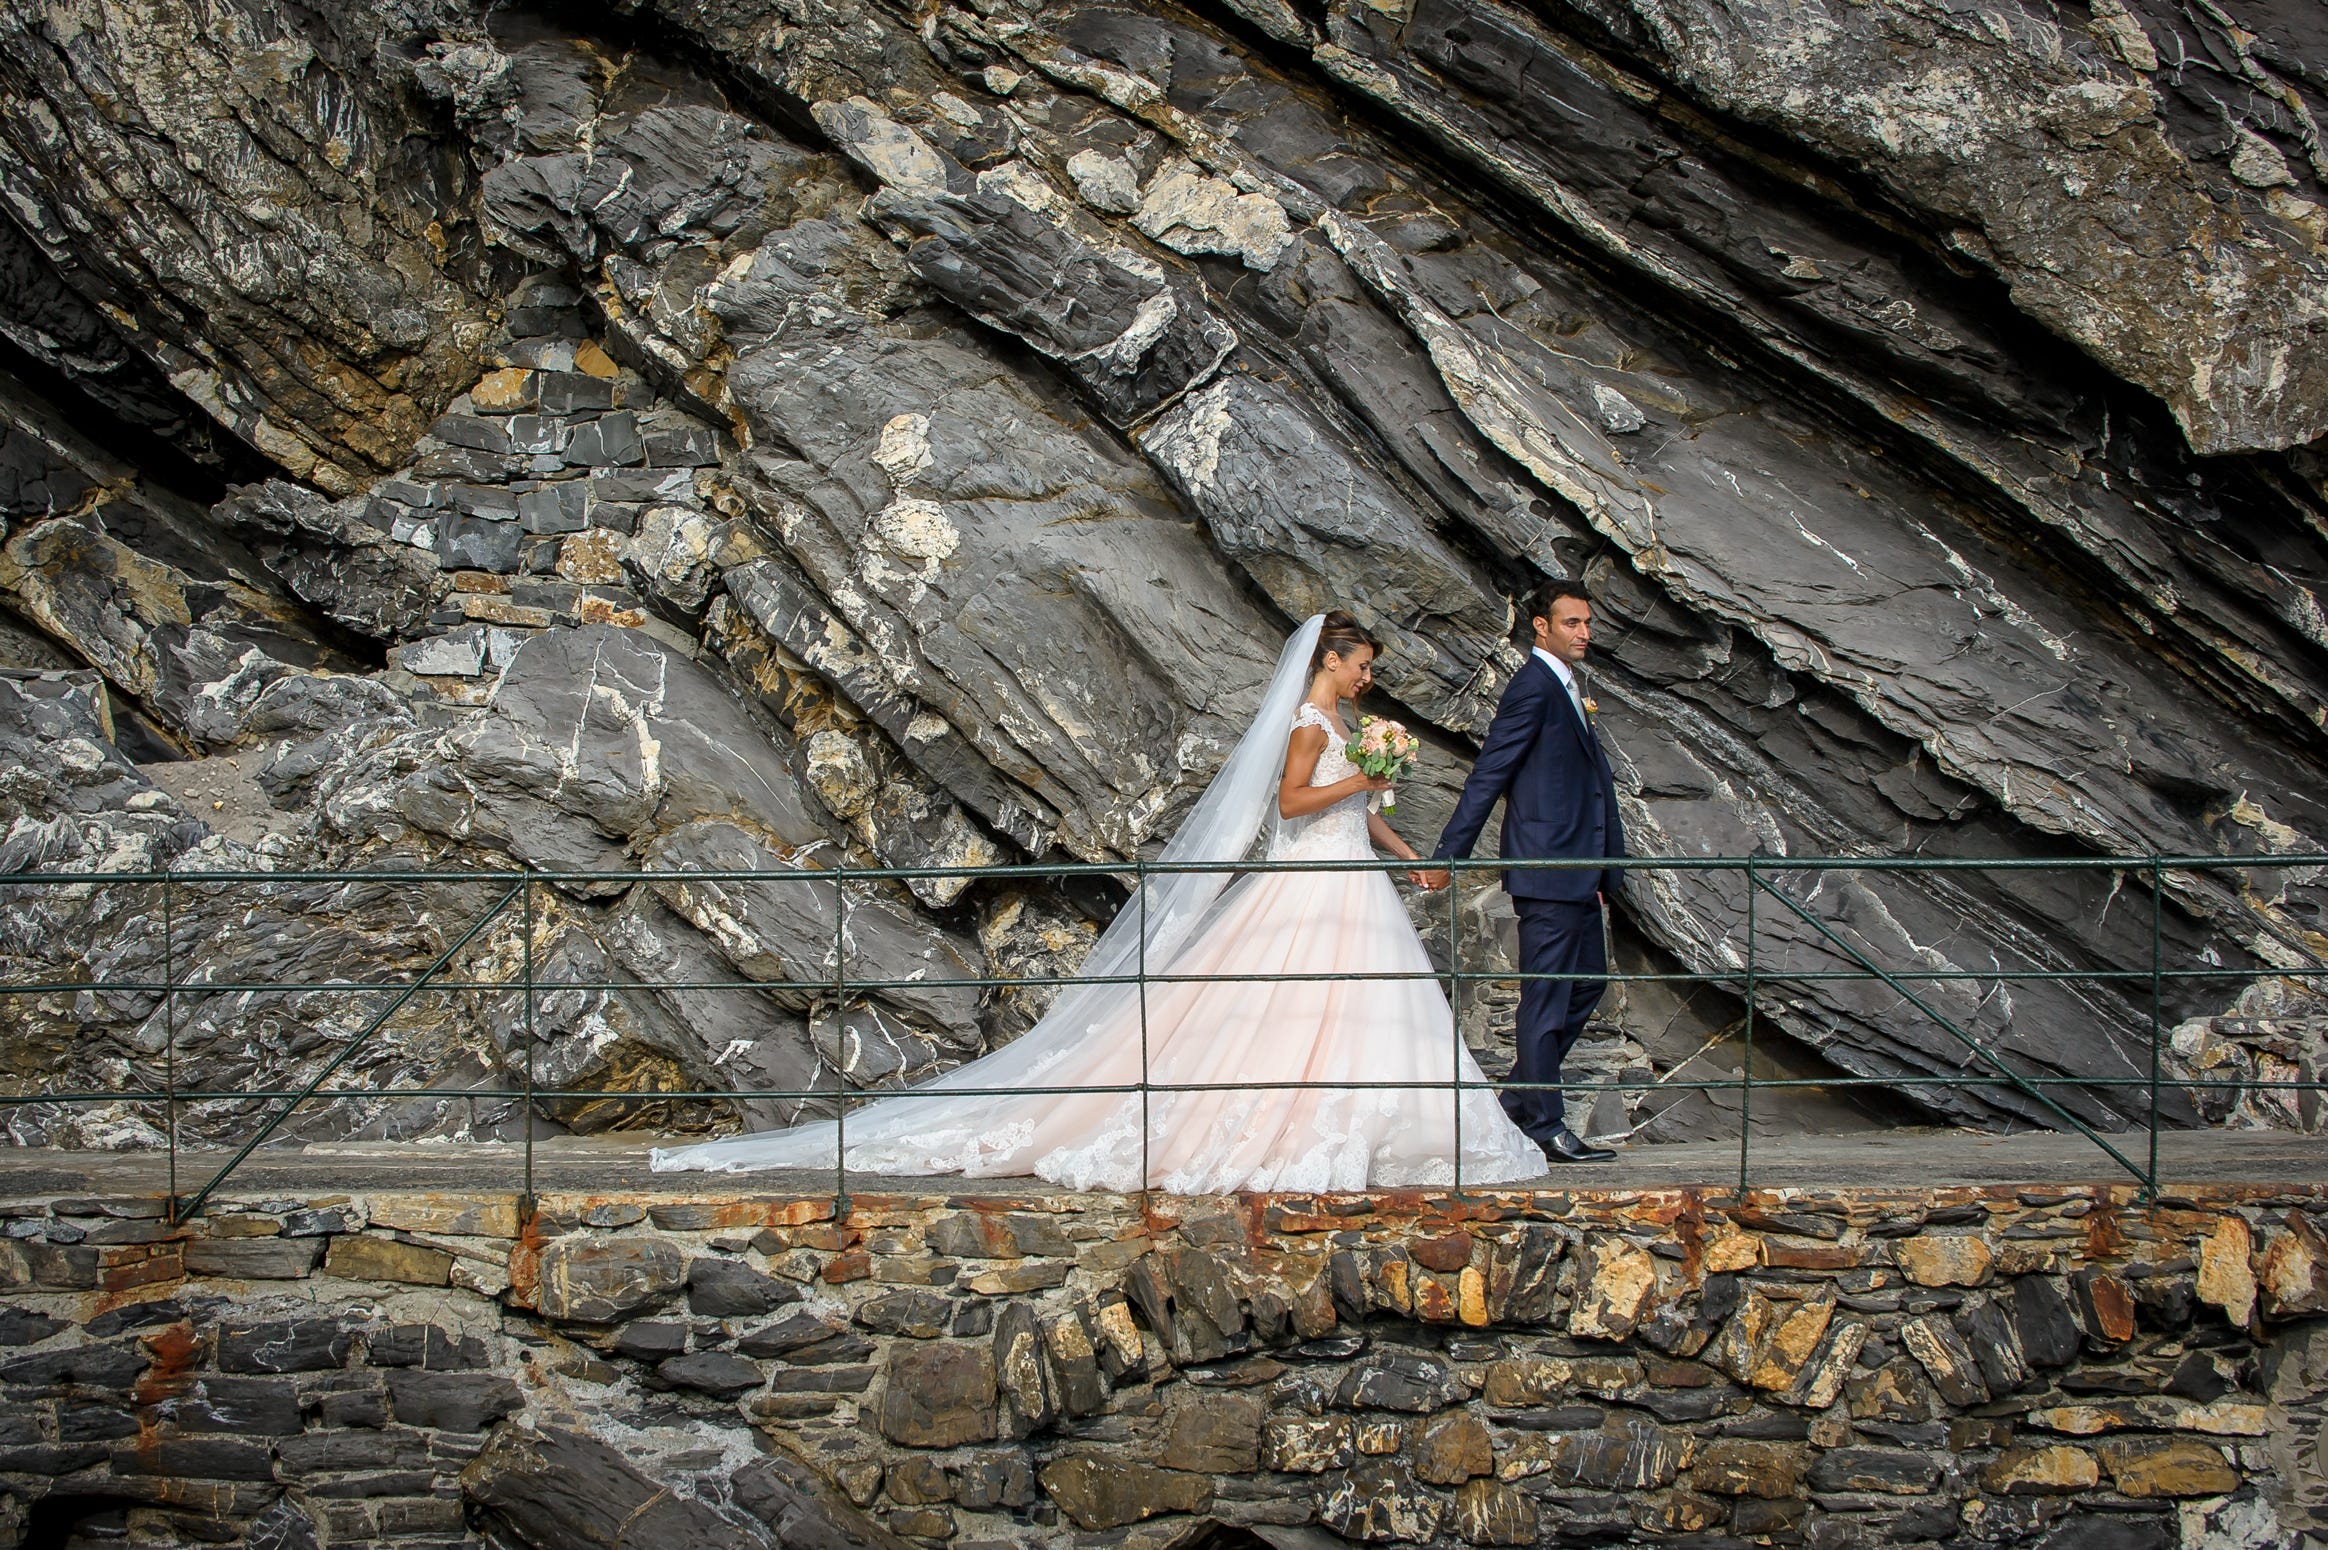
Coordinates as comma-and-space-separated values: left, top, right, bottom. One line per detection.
1, 1127, 2319, 1204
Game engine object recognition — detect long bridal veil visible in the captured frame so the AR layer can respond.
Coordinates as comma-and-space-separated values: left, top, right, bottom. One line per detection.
651, 614, 1328, 1175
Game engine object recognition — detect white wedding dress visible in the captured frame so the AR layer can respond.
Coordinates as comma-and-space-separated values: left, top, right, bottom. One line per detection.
652, 618, 1544, 1192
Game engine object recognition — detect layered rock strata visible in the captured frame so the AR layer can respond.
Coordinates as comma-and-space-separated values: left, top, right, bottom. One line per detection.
0, 0, 2325, 1140
0, 1177, 2321, 1545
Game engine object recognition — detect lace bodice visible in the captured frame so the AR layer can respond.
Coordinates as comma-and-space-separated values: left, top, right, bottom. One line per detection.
1267, 703, 1373, 862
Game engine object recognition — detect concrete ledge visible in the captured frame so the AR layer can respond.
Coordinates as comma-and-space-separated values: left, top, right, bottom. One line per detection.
2, 1127, 2322, 1204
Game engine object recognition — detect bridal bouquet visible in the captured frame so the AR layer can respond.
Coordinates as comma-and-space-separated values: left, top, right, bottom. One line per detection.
1347, 714, 1421, 813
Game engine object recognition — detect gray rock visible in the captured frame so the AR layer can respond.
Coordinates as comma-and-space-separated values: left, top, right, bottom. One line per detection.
384, 1369, 525, 1431
736, 1311, 872, 1364
535, 1235, 688, 1323
519, 483, 591, 534
393, 628, 488, 678
216, 480, 449, 641
1335, 1350, 1469, 1413
687, 1256, 803, 1317
877, 1342, 997, 1447
1545, 0, 2328, 456
431, 414, 515, 455
436, 512, 525, 573
563, 413, 645, 467
0, 0, 492, 489
645, 421, 720, 467
612, 1322, 689, 1361
649, 1350, 766, 1398
646, 819, 984, 1047
180, 1238, 326, 1280
447, 482, 520, 517
538, 372, 617, 414
215, 1319, 350, 1374
0, 1340, 148, 1388
462, 1425, 779, 1549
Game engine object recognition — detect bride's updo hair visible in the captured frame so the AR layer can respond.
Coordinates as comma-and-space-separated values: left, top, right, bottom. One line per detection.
1311, 610, 1382, 675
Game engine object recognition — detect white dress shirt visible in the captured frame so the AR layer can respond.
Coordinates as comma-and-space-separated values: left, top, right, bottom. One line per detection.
1533, 647, 1589, 729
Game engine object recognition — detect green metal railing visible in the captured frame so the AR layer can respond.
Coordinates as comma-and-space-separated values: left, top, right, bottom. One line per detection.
1, 851, 2323, 1220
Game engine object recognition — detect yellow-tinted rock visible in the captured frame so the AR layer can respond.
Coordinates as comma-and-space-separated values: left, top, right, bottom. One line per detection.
1846, 1360, 1936, 1424
367, 1193, 520, 1239
1687, 1440, 1808, 1499
577, 594, 646, 628
1458, 1265, 1489, 1327
323, 1235, 453, 1286
2261, 1218, 2328, 1316
2196, 1214, 2257, 1325
1635, 1491, 1726, 1533
1748, 1295, 1835, 1392
573, 339, 620, 378
1263, 1415, 1352, 1474
1039, 1457, 1210, 1531
558, 528, 628, 585
2098, 1437, 2240, 1498
1702, 1228, 1761, 1274
460, 594, 553, 628
1894, 1233, 1995, 1287
1480, 1355, 1641, 1406
2173, 1400, 2272, 1437
1379, 1255, 1413, 1315
2024, 1401, 2158, 1435
1093, 1299, 1144, 1372
1450, 1478, 1538, 1546
1413, 1414, 1493, 1485
1570, 1235, 1658, 1339
470, 367, 536, 411
1983, 1445, 2100, 1494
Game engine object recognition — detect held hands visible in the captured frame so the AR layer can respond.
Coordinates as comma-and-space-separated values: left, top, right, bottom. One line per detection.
1409, 867, 1451, 892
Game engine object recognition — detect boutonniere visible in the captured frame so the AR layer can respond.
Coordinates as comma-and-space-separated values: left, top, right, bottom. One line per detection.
1582, 697, 1599, 717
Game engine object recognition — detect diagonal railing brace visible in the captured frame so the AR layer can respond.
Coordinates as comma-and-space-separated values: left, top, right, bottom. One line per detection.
170, 878, 527, 1222
1749, 870, 2156, 1195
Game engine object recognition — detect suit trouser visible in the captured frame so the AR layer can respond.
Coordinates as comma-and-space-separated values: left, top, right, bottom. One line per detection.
1502, 895, 1606, 1140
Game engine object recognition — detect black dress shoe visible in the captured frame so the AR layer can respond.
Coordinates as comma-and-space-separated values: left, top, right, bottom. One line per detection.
1539, 1128, 1616, 1164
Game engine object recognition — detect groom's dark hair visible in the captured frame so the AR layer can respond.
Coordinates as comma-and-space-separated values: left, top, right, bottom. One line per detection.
1525, 577, 1590, 630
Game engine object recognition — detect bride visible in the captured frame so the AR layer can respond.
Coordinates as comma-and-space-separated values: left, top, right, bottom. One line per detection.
652, 611, 1545, 1191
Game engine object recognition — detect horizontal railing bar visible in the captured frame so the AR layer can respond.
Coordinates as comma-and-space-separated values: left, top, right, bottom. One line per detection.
4, 1075, 2320, 1108
8, 965, 2324, 998
5, 851, 2327, 888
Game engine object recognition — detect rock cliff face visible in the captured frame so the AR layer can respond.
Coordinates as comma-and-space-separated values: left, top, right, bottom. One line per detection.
0, 0, 2324, 1146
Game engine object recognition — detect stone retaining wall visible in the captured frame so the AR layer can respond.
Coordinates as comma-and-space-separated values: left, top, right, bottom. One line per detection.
1, 1179, 2324, 1548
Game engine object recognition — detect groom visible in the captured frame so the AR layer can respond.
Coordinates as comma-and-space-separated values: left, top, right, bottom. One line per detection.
1415, 579, 1623, 1165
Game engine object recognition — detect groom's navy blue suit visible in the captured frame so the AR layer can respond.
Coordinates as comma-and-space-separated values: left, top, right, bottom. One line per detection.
1431, 653, 1625, 1143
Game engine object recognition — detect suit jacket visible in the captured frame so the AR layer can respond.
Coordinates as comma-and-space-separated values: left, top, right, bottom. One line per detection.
1431, 655, 1625, 902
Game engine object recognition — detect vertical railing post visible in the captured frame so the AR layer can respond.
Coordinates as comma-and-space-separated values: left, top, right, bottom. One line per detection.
163, 869, 178, 1222
521, 870, 536, 1216
833, 869, 850, 1219
1448, 859, 1463, 1195
2147, 856, 2162, 1203
1137, 861, 1151, 1207
1739, 858, 1756, 1197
